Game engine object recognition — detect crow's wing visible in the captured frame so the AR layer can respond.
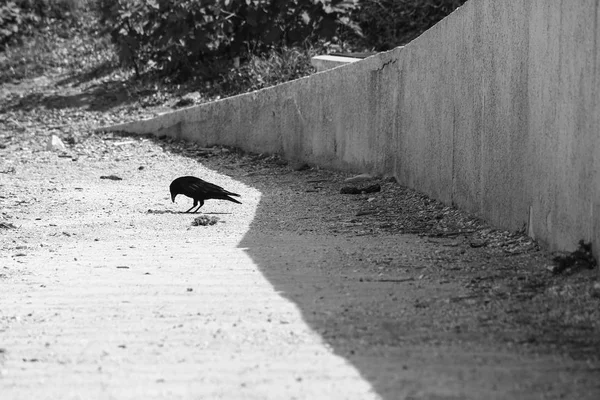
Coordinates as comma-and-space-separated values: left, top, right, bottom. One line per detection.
185, 179, 237, 198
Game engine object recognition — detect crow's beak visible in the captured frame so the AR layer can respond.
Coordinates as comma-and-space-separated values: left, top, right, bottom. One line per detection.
171, 193, 176, 203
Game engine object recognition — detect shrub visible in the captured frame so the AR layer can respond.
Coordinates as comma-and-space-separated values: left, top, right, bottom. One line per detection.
0, 0, 83, 50
354, 0, 467, 51
212, 45, 318, 96
1, 1, 38, 49
96, 0, 361, 79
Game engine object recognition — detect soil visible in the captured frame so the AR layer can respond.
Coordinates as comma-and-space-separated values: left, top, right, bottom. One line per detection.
1, 71, 600, 399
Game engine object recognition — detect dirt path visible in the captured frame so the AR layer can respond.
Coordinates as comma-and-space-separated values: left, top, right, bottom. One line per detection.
0, 141, 381, 399
1, 77, 599, 399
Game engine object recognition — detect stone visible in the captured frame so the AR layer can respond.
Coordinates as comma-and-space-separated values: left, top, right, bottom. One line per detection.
344, 173, 374, 183
46, 135, 66, 151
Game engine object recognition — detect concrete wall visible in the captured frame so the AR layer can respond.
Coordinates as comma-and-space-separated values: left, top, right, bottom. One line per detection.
103, 0, 600, 258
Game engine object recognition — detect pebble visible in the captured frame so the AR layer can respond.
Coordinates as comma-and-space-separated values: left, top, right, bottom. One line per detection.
592, 282, 600, 298
46, 135, 66, 151
344, 173, 374, 183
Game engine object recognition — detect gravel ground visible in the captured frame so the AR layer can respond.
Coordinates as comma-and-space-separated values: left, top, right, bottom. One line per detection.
1, 71, 600, 399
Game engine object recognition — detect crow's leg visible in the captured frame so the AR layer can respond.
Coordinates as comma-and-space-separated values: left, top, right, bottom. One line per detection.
185, 199, 199, 213
192, 200, 204, 213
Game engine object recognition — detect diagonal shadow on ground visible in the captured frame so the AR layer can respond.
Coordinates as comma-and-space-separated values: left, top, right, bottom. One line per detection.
1, 81, 137, 113
236, 183, 600, 399
138, 136, 600, 400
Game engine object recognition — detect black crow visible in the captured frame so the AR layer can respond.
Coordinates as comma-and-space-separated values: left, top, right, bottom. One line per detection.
170, 176, 241, 213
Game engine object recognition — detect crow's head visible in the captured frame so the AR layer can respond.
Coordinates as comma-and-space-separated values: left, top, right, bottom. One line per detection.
169, 181, 179, 203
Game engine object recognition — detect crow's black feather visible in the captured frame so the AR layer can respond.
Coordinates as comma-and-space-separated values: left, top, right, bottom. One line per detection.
170, 176, 241, 213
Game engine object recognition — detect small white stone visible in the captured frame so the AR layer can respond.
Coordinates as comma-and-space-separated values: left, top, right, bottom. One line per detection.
47, 135, 66, 151
344, 173, 373, 183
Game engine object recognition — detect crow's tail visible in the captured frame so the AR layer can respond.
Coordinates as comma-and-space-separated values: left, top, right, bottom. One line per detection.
223, 195, 242, 204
